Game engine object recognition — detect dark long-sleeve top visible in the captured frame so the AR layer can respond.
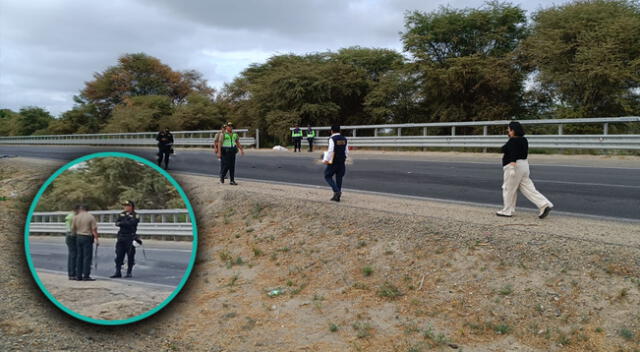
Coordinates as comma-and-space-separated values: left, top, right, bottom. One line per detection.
115, 211, 140, 235
501, 137, 528, 166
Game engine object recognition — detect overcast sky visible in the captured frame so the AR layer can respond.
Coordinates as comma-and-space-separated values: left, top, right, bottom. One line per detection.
0, 0, 568, 116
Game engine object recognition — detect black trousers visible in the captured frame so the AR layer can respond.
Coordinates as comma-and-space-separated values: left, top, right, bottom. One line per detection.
220, 147, 237, 181
75, 235, 93, 278
115, 235, 136, 269
324, 162, 346, 193
307, 138, 314, 151
293, 138, 302, 152
65, 233, 77, 277
157, 146, 171, 168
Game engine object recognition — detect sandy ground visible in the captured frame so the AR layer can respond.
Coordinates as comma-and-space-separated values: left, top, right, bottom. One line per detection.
1, 156, 639, 351
35, 271, 172, 321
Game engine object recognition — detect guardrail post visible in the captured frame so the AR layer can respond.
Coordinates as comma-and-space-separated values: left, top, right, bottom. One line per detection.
558, 124, 564, 135
483, 126, 488, 153
423, 127, 427, 136
352, 129, 357, 137
451, 126, 456, 136
255, 129, 260, 149
603, 123, 609, 135
374, 128, 378, 137
398, 128, 402, 137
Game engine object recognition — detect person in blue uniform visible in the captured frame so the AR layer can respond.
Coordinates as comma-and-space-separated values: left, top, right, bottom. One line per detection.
156, 128, 174, 170
110, 200, 141, 278
322, 124, 349, 202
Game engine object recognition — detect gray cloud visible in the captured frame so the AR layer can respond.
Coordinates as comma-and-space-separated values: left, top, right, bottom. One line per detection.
1, 0, 566, 116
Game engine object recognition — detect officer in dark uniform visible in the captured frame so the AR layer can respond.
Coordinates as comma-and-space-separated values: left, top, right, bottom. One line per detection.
306, 125, 316, 152
156, 127, 174, 170
110, 200, 141, 278
322, 124, 349, 202
291, 124, 303, 152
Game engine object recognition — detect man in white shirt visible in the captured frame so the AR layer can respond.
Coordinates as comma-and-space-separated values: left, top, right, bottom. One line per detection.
322, 125, 349, 202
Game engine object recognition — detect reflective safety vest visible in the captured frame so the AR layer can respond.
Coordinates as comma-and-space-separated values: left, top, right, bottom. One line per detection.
291, 129, 303, 138
222, 133, 239, 147
306, 130, 316, 138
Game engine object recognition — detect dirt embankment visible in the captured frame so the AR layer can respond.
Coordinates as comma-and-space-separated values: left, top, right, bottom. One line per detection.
35, 271, 171, 321
1, 157, 639, 351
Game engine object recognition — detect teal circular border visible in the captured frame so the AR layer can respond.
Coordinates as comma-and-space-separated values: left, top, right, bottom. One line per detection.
24, 152, 198, 325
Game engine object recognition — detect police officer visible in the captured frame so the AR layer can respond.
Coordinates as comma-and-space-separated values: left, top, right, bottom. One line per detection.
217, 122, 244, 185
156, 127, 174, 170
306, 125, 316, 152
323, 124, 349, 202
110, 200, 141, 278
291, 124, 303, 152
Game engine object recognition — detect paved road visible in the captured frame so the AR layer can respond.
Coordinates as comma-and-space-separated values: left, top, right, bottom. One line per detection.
2, 145, 639, 221
28, 237, 192, 287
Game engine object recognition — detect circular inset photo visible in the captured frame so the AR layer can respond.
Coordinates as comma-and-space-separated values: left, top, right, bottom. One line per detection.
24, 152, 197, 325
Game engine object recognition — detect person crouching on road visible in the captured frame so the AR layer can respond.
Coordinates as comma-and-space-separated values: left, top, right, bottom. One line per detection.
497, 121, 553, 219
323, 124, 349, 202
217, 122, 244, 185
71, 204, 99, 281
111, 200, 141, 278
65, 205, 80, 280
156, 127, 174, 170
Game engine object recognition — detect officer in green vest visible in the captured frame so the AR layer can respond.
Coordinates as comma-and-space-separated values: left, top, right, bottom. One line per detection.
305, 125, 316, 152
217, 122, 244, 185
291, 124, 303, 152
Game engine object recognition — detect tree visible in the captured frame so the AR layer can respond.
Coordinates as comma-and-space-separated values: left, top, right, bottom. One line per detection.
15, 107, 54, 135
170, 93, 226, 130
402, 2, 529, 122
0, 109, 19, 136
522, 0, 640, 117
221, 48, 404, 143
102, 95, 173, 133
36, 157, 183, 211
79, 53, 213, 129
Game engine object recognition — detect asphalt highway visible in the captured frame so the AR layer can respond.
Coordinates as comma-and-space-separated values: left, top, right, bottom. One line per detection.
2, 145, 639, 221
29, 237, 192, 287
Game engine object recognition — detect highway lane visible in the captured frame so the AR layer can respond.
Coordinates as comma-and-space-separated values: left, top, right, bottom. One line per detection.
2, 145, 639, 221
28, 236, 192, 287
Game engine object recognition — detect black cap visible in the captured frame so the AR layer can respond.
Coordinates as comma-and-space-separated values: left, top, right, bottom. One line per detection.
331, 124, 341, 132
122, 200, 135, 207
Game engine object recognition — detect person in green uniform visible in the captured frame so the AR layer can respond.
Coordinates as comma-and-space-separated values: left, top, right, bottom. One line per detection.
291, 124, 303, 152
306, 125, 316, 152
65, 206, 79, 280
216, 122, 244, 185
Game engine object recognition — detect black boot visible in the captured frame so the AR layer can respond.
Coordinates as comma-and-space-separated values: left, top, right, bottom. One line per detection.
336, 192, 341, 202
125, 266, 133, 278
330, 192, 340, 202
110, 266, 122, 278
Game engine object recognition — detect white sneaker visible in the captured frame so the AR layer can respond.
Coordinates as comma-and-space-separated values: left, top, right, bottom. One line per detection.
539, 205, 553, 219
496, 211, 512, 217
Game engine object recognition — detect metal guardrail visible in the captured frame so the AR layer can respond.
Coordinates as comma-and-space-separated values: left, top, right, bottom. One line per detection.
0, 129, 256, 147
30, 209, 193, 237
312, 135, 640, 149
295, 117, 640, 150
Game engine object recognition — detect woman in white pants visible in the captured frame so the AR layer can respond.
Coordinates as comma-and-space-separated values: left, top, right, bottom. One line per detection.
497, 121, 553, 219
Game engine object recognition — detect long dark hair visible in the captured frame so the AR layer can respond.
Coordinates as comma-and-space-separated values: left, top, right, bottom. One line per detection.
508, 121, 525, 137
